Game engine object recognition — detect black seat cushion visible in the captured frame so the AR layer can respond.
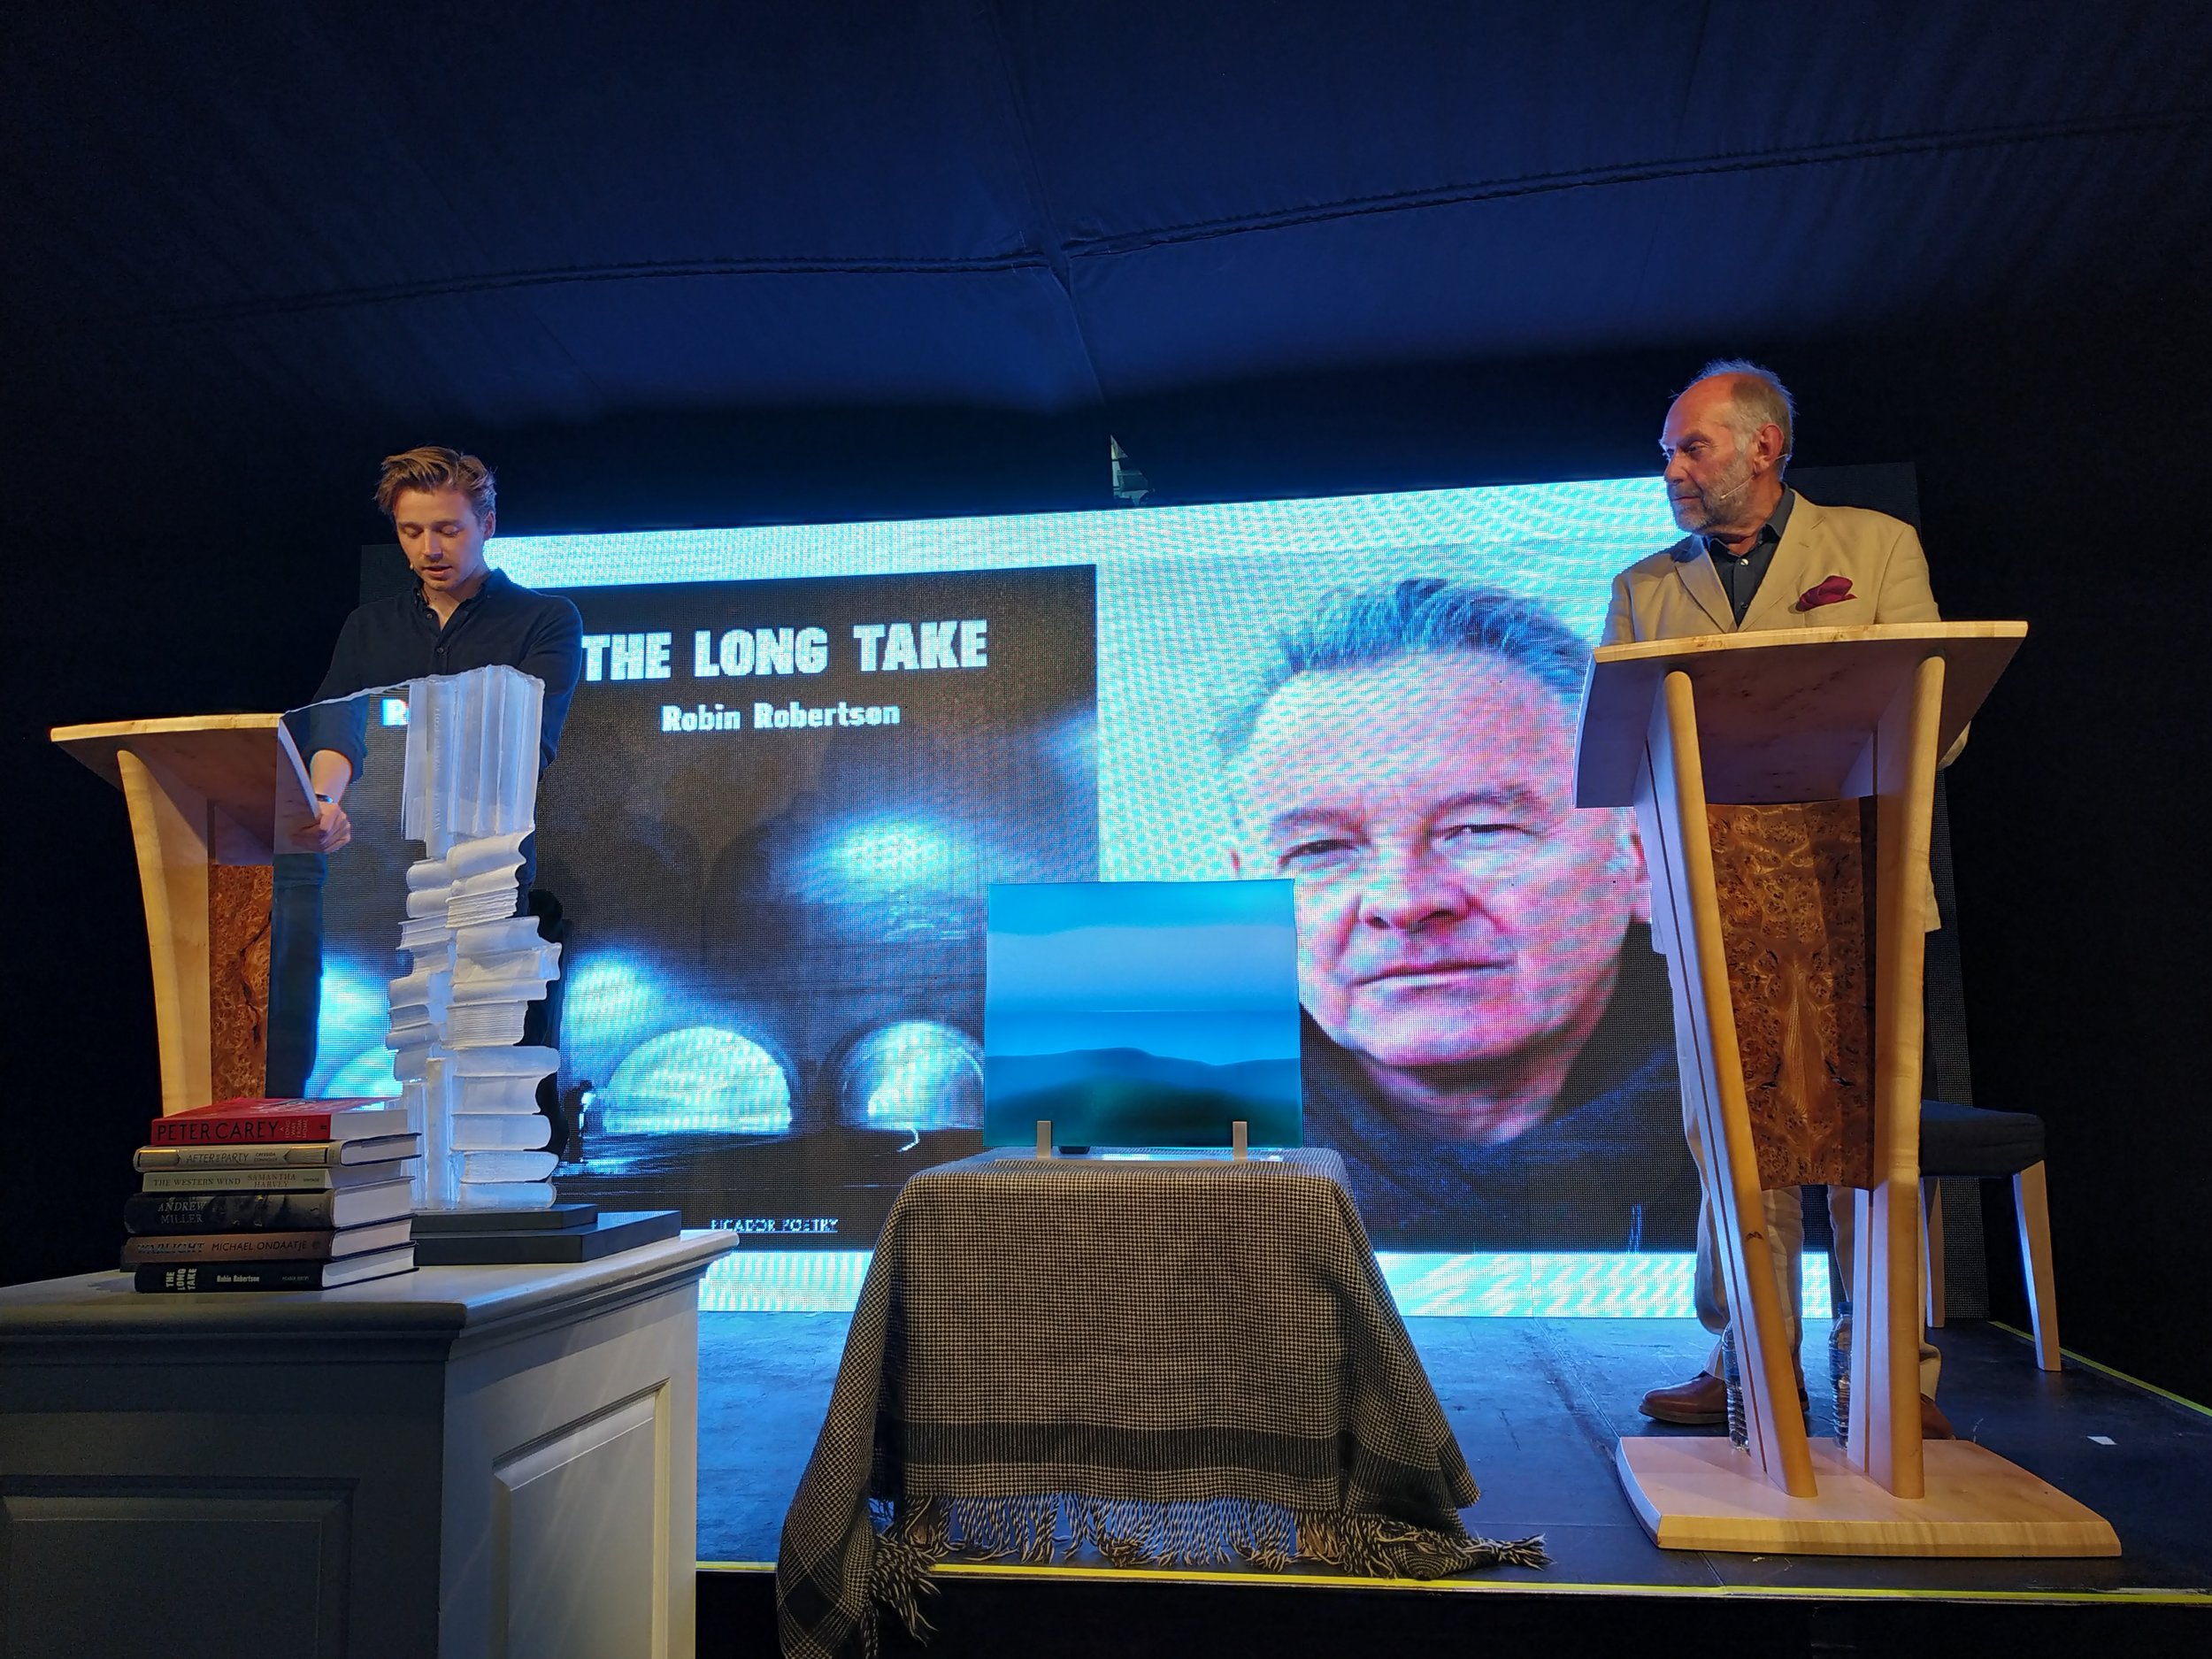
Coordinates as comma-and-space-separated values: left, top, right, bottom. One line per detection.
1919, 1098, 2046, 1177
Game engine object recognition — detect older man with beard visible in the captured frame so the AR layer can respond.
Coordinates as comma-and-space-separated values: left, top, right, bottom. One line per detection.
1605, 359, 1953, 1437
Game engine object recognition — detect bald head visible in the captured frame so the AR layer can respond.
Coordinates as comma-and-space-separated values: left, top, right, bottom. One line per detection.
1659, 363, 1793, 542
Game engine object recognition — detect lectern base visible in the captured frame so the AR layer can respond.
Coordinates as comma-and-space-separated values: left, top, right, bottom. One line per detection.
1616, 1435, 2119, 1557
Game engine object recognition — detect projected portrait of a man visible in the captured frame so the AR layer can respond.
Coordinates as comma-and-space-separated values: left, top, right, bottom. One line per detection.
1224, 579, 1696, 1248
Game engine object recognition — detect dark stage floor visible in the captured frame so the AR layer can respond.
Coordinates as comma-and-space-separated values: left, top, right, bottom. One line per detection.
698, 1310, 2212, 1607
698, 1311, 2212, 1653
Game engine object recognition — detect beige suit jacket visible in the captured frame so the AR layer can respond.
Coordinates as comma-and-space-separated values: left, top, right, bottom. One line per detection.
1601, 493, 1939, 645
1601, 492, 1953, 926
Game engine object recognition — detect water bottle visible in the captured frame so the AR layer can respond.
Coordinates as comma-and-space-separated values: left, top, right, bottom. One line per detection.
1830, 1303, 1854, 1450
1720, 1327, 1749, 1448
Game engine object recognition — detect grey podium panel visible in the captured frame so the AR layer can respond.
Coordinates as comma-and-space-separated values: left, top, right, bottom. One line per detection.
0, 1236, 731, 1659
496, 1390, 665, 1659
1, 1485, 350, 1659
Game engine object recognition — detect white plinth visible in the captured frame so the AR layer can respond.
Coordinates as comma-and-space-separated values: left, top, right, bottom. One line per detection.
0, 1233, 733, 1658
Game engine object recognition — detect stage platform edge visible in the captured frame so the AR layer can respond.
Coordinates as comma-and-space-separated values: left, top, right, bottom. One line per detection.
696, 1557, 2208, 1659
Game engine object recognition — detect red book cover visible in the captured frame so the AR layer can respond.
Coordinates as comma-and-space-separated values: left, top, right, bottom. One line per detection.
148, 1097, 403, 1146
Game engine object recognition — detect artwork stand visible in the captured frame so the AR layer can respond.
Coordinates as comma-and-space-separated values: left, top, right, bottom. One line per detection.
1576, 622, 2115, 1556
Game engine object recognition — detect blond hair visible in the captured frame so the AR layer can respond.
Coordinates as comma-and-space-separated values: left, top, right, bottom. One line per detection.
374, 445, 496, 523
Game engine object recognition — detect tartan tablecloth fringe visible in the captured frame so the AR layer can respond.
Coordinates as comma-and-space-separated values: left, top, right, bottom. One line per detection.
864, 1495, 1546, 1654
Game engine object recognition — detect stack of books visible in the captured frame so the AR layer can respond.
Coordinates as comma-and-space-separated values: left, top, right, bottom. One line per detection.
123, 1097, 422, 1293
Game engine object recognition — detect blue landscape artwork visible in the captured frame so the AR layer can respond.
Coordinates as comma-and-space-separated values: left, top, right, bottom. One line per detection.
983, 879, 1302, 1148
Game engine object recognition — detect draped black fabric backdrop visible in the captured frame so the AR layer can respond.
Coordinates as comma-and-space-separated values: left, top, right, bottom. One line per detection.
3, 3, 2207, 1401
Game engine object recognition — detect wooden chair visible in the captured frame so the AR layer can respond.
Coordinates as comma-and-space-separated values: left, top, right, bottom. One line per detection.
1919, 1098, 2060, 1371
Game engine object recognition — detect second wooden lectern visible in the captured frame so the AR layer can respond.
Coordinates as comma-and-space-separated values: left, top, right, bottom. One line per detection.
52, 715, 317, 1117
1577, 622, 2116, 1556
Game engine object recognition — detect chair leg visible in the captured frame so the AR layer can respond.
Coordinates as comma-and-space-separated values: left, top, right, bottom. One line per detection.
1920, 1178, 1946, 1328
2014, 1162, 2062, 1371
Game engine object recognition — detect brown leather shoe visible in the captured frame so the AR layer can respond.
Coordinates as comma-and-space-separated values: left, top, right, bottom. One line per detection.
1639, 1371, 1814, 1427
1921, 1394, 1956, 1440
1639, 1372, 1728, 1425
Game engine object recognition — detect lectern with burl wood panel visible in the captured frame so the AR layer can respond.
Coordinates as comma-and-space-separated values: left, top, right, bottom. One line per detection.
51, 715, 317, 1116
1576, 622, 2116, 1556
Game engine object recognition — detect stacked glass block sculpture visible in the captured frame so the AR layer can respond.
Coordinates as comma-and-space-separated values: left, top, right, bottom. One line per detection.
388, 666, 562, 1211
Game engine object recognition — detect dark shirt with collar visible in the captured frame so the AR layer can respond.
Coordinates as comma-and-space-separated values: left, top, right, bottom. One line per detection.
1698, 487, 1796, 624
1301, 926, 1700, 1249
268, 569, 583, 1095
303, 568, 584, 780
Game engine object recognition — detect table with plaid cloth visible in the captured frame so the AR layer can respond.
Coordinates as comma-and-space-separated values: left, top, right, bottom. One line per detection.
774, 1148, 1542, 1659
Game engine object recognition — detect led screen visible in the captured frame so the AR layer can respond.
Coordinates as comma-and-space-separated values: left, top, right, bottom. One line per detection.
307, 478, 1709, 1257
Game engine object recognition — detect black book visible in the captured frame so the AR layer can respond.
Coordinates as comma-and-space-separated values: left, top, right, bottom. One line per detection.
410, 1202, 598, 1235
132, 1244, 416, 1293
411, 1210, 679, 1265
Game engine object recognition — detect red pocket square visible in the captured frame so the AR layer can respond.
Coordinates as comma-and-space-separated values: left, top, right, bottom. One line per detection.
1798, 575, 1855, 610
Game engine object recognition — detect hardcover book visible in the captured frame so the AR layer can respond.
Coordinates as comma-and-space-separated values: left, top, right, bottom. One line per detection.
133, 1133, 421, 1171
132, 1244, 417, 1293
119, 1217, 412, 1266
148, 1097, 406, 1147
411, 1210, 679, 1266
121, 1181, 413, 1234
139, 1161, 409, 1194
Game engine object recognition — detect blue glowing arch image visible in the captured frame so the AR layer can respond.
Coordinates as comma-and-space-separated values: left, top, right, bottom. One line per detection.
595, 1026, 795, 1135
833, 1020, 984, 1136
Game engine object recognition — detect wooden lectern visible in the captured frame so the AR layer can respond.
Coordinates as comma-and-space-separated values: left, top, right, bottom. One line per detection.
1577, 623, 2117, 1556
51, 715, 317, 1116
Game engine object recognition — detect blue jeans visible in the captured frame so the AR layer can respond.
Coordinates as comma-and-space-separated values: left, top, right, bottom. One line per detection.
265, 853, 327, 1096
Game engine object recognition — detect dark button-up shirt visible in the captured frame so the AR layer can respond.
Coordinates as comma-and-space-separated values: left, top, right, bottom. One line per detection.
1702, 488, 1796, 624
303, 569, 584, 779
1299, 927, 1700, 1249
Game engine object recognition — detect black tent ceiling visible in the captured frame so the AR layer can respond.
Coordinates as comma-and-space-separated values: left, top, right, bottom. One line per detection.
4, 1, 2208, 465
